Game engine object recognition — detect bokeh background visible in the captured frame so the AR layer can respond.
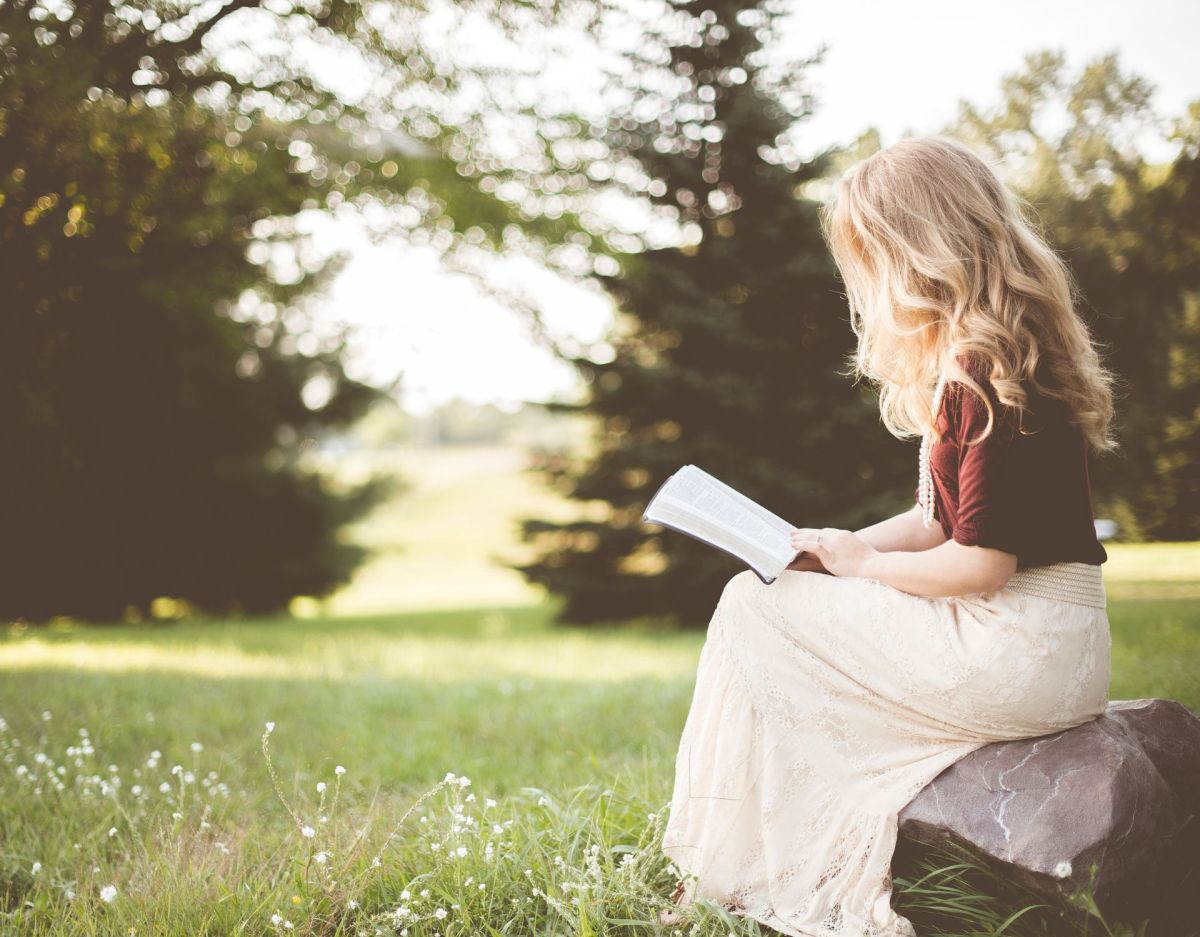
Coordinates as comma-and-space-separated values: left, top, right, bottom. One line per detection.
0, 0, 1197, 933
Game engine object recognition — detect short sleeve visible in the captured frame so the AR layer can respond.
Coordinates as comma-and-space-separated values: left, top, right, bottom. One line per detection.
949, 376, 1021, 553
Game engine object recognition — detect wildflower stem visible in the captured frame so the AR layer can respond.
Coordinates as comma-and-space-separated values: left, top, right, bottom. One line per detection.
260, 728, 305, 831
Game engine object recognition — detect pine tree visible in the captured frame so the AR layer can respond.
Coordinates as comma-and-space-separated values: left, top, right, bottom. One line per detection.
516, 0, 916, 627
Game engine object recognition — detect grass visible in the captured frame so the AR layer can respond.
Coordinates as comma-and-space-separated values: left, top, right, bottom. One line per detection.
315, 445, 580, 614
0, 444, 1196, 935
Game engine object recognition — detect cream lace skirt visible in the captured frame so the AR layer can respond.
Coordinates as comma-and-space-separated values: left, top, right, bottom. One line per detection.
660, 562, 1111, 937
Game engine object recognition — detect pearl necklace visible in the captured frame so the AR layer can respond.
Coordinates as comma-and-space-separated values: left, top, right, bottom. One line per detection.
917, 371, 948, 529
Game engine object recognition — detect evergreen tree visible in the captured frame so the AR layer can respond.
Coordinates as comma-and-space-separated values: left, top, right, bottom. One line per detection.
516, 0, 916, 627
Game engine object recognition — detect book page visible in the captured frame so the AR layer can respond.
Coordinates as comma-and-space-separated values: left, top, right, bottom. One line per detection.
643, 465, 798, 580
692, 467, 797, 541
656, 470, 785, 550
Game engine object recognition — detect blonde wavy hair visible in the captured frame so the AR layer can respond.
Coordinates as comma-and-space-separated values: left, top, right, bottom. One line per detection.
819, 135, 1117, 452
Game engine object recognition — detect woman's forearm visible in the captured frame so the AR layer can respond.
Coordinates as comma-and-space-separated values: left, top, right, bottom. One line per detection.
861, 539, 1017, 597
853, 503, 947, 553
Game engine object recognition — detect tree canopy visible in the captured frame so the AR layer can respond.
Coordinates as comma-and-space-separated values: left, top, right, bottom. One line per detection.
0, 0, 590, 620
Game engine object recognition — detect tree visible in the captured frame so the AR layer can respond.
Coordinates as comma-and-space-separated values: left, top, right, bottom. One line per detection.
0, 0, 585, 620
513, 0, 917, 627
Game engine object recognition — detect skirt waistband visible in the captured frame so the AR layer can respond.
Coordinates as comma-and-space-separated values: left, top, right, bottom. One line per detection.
1005, 561, 1107, 610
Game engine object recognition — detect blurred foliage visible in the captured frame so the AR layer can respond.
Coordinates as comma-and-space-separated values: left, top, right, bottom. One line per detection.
0, 0, 588, 621
344, 395, 587, 449
947, 50, 1200, 541
514, 0, 918, 626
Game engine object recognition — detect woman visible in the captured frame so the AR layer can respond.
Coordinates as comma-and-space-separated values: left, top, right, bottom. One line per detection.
658, 135, 1117, 937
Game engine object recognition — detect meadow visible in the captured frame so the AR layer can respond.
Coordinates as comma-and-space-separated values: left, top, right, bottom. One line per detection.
1, 445, 1197, 936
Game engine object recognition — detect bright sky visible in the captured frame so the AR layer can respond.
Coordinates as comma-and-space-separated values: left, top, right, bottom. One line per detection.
305, 0, 1198, 415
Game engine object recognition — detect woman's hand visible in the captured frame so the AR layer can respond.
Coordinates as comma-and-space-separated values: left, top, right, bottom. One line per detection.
785, 552, 830, 574
789, 527, 880, 579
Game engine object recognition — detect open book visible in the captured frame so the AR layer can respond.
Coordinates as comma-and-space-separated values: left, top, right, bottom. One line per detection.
641, 464, 800, 584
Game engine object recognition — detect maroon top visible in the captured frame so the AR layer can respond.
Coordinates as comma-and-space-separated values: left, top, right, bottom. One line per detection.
914, 353, 1107, 566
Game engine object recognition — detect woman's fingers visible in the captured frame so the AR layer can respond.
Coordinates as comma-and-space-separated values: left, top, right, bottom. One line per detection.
790, 528, 852, 559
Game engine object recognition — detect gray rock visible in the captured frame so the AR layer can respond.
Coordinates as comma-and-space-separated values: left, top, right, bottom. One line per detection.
894, 698, 1200, 933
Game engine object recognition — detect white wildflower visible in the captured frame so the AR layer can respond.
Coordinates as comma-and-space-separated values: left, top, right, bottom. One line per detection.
334, 765, 346, 776
190, 742, 203, 753
1054, 859, 1073, 878
99, 884, 117, 903
316, 782, 326, 793
271, 914, 283, 925
434, 907, 447, 920
31, 862, 41, 875
300, 825, 315, 839
314, 852, 328, 865
265, 721, 275, 734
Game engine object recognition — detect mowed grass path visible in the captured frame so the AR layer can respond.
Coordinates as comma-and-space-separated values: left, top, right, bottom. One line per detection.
0, 444, 1196, 935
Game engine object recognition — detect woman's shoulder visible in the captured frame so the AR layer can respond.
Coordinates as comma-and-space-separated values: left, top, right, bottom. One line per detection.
945, 350, 1067, 438
948, 349, 994, 389
944, 352, 1001, 427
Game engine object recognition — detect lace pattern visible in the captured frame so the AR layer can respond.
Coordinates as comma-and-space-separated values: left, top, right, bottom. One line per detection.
661, 567, 1110, 937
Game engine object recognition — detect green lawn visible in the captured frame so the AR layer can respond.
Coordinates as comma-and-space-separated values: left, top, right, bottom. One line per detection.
0, 446, 1196, 935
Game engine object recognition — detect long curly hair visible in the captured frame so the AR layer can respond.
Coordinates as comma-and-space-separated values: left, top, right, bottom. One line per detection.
819, 134, 1118, 452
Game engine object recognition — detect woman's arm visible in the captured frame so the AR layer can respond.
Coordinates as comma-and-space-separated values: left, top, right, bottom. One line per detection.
787, 502, 945, 574
789, 526, 1017, 597
859, 539, 1017, 596
853, 502, 949, 553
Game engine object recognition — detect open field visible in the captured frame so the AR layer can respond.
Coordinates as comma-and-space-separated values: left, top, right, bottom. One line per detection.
1, 445, 1196, 935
